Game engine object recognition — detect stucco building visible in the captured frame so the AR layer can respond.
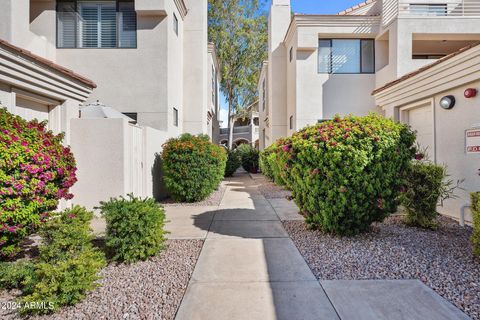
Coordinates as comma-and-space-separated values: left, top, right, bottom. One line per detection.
260, 0, 480, 222
259, 0, 480, 149
0, 0, 220, 208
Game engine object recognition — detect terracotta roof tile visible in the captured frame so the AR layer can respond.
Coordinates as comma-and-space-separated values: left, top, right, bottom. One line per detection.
0, 39, 96, 89
372, 42, 480, 95
338, 0, 376, 15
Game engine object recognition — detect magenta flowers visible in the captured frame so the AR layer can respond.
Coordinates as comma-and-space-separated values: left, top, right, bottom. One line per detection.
0, 108, 77, 258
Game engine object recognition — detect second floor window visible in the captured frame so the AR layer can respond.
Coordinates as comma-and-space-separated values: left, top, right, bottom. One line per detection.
318, 39, 375, 74
57, 0, 137, 48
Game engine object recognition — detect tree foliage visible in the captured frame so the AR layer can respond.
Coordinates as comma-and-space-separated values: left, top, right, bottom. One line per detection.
208, 0, 268, 146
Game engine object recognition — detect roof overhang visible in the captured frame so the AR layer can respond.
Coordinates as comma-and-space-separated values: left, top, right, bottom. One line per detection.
284, 14, 381, 49
0, 40, 95, 102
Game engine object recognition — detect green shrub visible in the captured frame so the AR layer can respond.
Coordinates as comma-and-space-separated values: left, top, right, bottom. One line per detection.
99, 194, 167, 263
400, 160, 457, 229
237, 144, 259, 173
161, 134, 227, 202
471, 192, 480, 258
259, 145, 274, 179
0, 108, 77, 258
19, 206, 105, 315
224, 148, 241, 177
267, 114, 416, 235
0, 260, 36, 291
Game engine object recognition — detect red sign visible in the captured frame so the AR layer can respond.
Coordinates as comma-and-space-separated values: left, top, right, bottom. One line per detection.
466, 129, 480, 153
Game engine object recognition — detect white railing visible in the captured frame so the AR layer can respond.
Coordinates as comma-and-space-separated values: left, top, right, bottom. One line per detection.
398, 0, 480, 17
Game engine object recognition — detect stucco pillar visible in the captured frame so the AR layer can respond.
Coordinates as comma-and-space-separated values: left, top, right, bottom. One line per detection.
268, 0, 291, 142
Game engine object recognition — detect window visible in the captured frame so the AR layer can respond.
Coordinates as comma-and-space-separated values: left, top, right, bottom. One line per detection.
412, 54, 446, 60
318, 39, 375, 74
289, 116, 293, 130
173, 108, 178, 127
173, 13, 179, 35
122, 112, 137, 123
409, 3, 447, 16
289, 47, 293, 62
262, 79, 266, 111
212, 66, 216, 105
57, 0, 137, 48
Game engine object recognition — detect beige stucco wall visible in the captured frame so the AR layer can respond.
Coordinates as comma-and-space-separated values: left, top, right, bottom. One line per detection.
5, 0, 209, 136
375, 44, 480, 222
71, 118, 169, 211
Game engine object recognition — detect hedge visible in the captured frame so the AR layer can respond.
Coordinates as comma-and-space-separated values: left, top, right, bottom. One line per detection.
262, 114, 416, 235
161, 134, 227, 202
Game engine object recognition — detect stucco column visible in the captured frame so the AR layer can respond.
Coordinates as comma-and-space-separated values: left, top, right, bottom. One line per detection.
268, 0, 291, 142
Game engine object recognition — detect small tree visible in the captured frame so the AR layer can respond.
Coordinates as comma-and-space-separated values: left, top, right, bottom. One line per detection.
208, 0, 267, 148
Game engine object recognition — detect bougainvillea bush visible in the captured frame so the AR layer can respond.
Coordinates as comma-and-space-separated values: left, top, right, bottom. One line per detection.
0, 108, 77, 258
263, 114, 416, 235
161, 134, 227, 202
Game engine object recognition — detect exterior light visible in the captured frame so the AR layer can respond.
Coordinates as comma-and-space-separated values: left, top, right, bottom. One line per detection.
464, 88, 478, 99
440, 95, 456, 110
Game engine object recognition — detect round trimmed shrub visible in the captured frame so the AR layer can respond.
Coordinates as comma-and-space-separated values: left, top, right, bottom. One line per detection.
266, 114, 416, 235
99, 194, 166, 263
224, 148, 241, 177
237, 144, 259, 173
0, 108, 77, 258
162, 134, 227, 202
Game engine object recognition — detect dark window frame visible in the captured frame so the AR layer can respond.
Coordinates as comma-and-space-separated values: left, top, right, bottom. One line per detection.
56, 0, 137, 49
289, 115, 293, 130
173, 108, 179, 127
173, 13, 179, 35
318, 38, 375, 74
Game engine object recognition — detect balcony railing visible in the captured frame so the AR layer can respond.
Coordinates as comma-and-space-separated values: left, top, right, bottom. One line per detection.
399, 0, 480, 17
383, 0, 480, 27
219, 126, 253, 135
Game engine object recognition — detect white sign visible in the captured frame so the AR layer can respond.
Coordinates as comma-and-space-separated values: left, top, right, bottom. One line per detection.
466, 129, 480, 153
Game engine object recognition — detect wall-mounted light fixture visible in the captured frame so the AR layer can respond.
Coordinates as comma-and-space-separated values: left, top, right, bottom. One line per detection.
464, 88, 478, 99
440, 95, 456, 110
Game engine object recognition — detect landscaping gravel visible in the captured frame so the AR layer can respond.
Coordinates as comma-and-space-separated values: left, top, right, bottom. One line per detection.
257, 179, 291, 199
0, 240, 203, 320
284, 216, 480, 320
161, 183, 227, 207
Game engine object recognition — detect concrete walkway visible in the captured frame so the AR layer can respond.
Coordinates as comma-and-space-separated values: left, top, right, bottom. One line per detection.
167, 173, 470, 320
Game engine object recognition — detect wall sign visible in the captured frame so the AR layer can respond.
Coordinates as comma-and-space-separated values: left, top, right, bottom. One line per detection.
466, 128, 480, 153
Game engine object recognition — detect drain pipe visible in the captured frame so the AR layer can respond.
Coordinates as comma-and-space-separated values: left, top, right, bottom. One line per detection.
460, 204, 470, 227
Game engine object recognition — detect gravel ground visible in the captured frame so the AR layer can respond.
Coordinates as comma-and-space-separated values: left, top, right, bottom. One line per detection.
161, 183, 227, 207
257, 179, 291, 199
0, 240, 203, 320
284, 216, 480, 319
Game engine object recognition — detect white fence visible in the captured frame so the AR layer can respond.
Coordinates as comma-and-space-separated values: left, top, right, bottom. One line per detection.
70, 118, 168, 210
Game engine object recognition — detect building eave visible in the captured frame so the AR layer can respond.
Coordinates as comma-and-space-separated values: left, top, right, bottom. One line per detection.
174, 0, 188, 19
283, 14, 381, 45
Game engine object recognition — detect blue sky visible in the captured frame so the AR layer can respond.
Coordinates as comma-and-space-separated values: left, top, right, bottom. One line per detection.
219, 0, 364, 127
